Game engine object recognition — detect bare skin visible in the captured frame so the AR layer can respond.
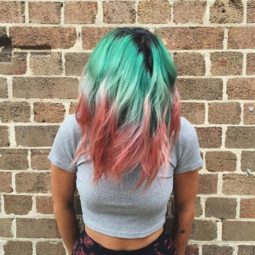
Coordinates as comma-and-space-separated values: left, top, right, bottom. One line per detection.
51, 163, 201, 255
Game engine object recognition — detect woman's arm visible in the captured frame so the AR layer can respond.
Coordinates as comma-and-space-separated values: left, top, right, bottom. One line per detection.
51, 163, 80, 254
171, 168, 200, 255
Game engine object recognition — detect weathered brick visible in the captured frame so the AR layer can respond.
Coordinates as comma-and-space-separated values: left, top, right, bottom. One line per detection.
211, 52, 243, 75
155, 28, 224, 50
227, 78, 255, 100
36, 241, 65, 255
247, 0, 255, 23
247, 53, 255, 75
241, 151, 255, 173
74, 195, 82, 215
16, 172, 51, 193
4, 241, 32, 255
29, 2, 61, 24
208, 102, 241, 124
0, 126, 9, 146
65, 1, 97, 24
0, 1, 25, 23
226, 127, 255, 148
210, 0, 243, 23
30, 52, 62, 76
65, 52, 89, 76
13, 77, 79, 99
0, 78, 8, 98
223, 174, 255, 195
206, 151, 236, 172
228, 28, 255, 49
31, 149, 50, 170
190, 220, 217, 240
137, 0, 171, 24
196, 127, 222, 148
195, 197, 203, 217
36, 196, 53, 214
198, 174, 218, 194
202, 245, 233, 255
9, 27, 77, 49
0, 218, 13, 237
82, 27, 113, 50
0, 149, 28, 170
34, 102, 65, 123
16, 219, 59, 238
181, 103, 205, 124
205, 197, 236, 219
244, 103, 255, 124
177, 78, 223, 100
240, 199, 255, 218
238, 245, 255, 255
69, 102, 78, 114
174, 53, 205, 76
185, 245, 199, 255
0, 102, 30, 122
4, 195, 32, 215
173, 1, 206, 24
0, 172, 12, 192
0, 52, 27, 75
223, 221, 255, 241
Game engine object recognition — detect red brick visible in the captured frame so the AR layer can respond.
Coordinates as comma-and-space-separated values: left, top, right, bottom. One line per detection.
241, 151, 255, 173
240, 199, 255, 218
13, 77, 79, 99
223, 221, 255, 241
228, 28, 255, 49
173, 1, 206, 24
4, 195, 32, 215
4, 241, 32, 255
247, 53, 255, 75
0, 102, 30, 122
226, 127, 255, 148
29, 2, 61, 24
17, 219, 59, 238
65, 1, 97, 24
155, 28, 224, 50
198, 174, 218, 194
0, 126, 9, 146
31, 149, 50, 170
227, 78, 255, 100
190, 220, 217, 240
30, 52, 62, 76
65, 52, 89, 76
0, 52, 27, 75
36, 241, 65, 255
208, 102, 241, 124
0, 149, 28, 170
34, 102, 65, 123
36, 196, 53, 214
244, 103, 255, 124
210, 0, 243, 23
82, 27, 113, 50
138, 0, 171, 24
0, 219, 13, 237
177, 78, 223, 100
9, 27, 77, 49
0, 78, 8, 98
238, 246, 255, 255
16, 172, 51, 193
206, 151, 236, 172
181, 103, 205, 124
174, 53, 205, 76
15, 125, 58, 147
247, 0, 255, 23
0, 1, 25, 23
211, 52, 243, 75
202, 245, 234, 255
223, 174, 255, 195
0, 172, 12, 192
69, 102, 78, 114
196, 127, 222, 148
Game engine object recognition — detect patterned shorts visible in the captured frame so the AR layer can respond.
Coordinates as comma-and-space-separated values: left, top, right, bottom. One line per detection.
72, 224, 178, 255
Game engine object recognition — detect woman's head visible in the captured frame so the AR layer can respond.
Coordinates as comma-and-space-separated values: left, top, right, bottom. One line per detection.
75, 27, 181, 191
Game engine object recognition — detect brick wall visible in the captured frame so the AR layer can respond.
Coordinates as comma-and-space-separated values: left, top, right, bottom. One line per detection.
0, 0, 254, 254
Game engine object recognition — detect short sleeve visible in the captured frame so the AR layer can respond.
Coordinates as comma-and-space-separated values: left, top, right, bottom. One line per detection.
174, 118, 204, 174
48, 115, 80, 173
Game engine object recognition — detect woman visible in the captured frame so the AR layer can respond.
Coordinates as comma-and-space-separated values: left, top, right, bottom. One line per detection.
48, 27, 203, 255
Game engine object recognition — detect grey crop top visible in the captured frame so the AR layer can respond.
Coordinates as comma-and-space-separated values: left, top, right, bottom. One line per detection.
48, 114, 203, 238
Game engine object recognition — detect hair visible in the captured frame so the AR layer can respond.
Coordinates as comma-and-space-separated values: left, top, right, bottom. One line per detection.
74, 27, 181, 192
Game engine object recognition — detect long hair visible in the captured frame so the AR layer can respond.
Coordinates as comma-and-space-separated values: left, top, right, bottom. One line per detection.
74, 27, 181, 191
